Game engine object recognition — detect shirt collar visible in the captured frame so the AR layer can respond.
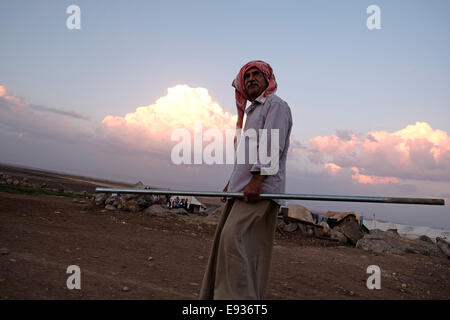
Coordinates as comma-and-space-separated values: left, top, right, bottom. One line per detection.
245, 93, 268, 114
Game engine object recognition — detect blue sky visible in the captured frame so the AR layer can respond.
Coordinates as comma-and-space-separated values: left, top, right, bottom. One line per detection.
1, 0, 449, 228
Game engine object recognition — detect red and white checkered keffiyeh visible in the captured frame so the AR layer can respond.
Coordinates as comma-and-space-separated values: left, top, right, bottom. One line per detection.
232, 60, 277, 127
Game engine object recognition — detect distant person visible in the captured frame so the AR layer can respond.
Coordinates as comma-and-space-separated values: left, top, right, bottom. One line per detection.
200, 60, 292, 300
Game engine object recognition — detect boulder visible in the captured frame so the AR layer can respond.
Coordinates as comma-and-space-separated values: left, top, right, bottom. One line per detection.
335, 215, 366, 245
136, 196, 151, 208
143, 205, 173, 217
387, 229, 400, 237
287, 204, 313, 223
95, 193, 108, 206
319, 221, 331, 236
330, 229, 347, 244
283, 222, 298, 232
436, 237, 450, 258
356, 229, 446, 258
419, 235, 433, 243
126, 200, 141, 213
277, 220, 286, 230
105, 205, 116, 211
356, 229, 415, 255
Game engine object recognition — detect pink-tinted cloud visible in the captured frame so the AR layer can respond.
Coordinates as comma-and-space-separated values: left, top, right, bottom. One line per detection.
324, 162, 341, 176
309, 122, 450, 183
101, 85, 237, 152
351, 167, 399, 184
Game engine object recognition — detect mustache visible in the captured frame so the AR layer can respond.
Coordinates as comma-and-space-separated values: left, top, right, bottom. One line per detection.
246, 81, 259, 89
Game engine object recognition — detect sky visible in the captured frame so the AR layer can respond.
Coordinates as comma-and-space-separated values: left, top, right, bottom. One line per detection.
1, 0, 449, 229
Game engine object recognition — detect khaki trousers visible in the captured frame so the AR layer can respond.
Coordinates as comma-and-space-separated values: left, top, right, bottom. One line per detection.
199, 198, 279, 300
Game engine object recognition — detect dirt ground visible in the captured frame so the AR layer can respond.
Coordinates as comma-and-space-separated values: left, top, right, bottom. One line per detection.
0, 164, 449, 300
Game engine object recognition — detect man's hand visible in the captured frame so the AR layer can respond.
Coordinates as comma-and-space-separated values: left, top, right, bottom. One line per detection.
241, 174, 265, 203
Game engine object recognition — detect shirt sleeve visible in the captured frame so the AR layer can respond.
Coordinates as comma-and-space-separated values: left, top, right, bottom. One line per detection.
250, 99, 292, 175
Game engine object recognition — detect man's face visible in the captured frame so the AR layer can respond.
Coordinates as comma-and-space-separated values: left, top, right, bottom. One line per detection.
243, 67, 268, 100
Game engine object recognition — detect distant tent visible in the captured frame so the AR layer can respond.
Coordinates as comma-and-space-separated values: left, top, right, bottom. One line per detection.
132, 181, 145, 189
169, 195, 207, 213
188, 196, 207, 213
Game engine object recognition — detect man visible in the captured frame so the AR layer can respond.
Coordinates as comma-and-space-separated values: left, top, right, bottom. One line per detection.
199, 60, 293, 300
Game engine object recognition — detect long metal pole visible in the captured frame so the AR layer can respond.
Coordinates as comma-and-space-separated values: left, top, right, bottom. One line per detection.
95, 187, 445, 206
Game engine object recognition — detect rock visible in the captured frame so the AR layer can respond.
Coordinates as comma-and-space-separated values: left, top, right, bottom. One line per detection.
143, 205, 173, 217
401, 283, 407, 289
126, 200, 141, 213
296, 223, 308, 234
314, 226, 327, 237
330, 229, 347, 244
122, 286, 130, 292
319, 221, 331, 235
356, 229, 415, 255
287, 204, 314, 223
436, 237, 450, 258
283, 222, 298, 232
356, 229, 446, 258
409, 238, 446, 258
13, 179, 20, 186
95, 193, 108, 206
6, 179, 13, 185
40, 182, 48, 188
136, 196, 151, 208
306, 226, 314, 236
0, 248, 9, 255
148, 256, 153, 261
387, 229, 400, 237
419, 235, 433, 243
277, 220, 286, 230
335, 216, 366, 245
105, 205, 116, 211
105, 195, 121, 207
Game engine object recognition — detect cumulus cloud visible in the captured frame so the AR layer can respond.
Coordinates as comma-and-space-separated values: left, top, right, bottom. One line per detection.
101, 85, 237, 153
308, 122, 450, 183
